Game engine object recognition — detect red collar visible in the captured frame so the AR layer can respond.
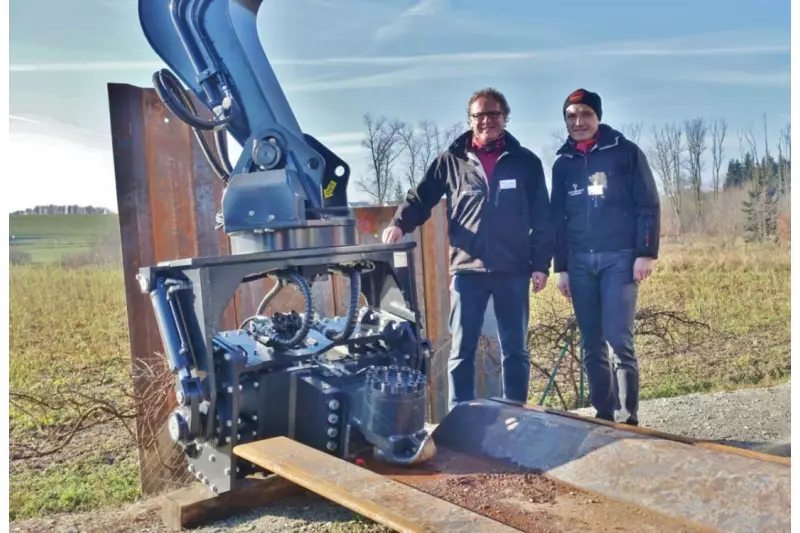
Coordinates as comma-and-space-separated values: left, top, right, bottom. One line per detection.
471, 134, 506, 154
570, 133, 598, 153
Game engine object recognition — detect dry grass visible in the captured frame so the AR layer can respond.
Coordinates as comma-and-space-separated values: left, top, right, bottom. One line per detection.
528, 238, 791, 406
9, 265, 139, 520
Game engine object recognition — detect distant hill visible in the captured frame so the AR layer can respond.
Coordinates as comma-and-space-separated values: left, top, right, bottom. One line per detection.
11, 205, 115, 216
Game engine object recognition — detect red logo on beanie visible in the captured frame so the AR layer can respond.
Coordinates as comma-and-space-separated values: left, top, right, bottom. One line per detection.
569, 90, 584, 103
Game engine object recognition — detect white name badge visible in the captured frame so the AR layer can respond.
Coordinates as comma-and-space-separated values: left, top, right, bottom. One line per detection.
588, 184, 604, 196
499, 179, 516, 190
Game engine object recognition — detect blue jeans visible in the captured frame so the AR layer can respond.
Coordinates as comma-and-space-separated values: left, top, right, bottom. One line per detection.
568, 250, 639, 425
447, 272, 531, 410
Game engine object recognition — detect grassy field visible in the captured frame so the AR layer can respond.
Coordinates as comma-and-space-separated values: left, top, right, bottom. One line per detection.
7, 214, 792, 521
528, 237, 791, 407
9, 214, 119, 263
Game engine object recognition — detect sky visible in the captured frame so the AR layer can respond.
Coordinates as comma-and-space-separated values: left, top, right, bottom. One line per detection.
7, 0, 793, 212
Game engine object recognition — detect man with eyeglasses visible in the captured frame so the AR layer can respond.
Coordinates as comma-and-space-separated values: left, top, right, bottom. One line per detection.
550, 88, 660, 426
382, 87, 553, 410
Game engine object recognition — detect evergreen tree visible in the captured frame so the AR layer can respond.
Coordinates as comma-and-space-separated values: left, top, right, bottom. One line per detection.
742, 157, 780, 242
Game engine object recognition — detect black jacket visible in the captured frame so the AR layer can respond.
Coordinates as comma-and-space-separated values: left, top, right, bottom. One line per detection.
392, 130, 553, 276
550, 124, 660, 272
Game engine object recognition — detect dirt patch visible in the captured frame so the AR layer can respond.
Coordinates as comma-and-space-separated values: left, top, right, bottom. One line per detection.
369, 447, 708, 533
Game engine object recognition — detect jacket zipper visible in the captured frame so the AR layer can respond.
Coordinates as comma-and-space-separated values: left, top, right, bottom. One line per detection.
581, 152, 591, 235
492, 152, 510, 205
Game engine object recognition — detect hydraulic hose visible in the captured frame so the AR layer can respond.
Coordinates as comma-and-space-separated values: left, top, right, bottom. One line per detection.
255, 278, 284, 316
269, 271, 314, 348
152, 68, 233, 182
327, 268, 361, 342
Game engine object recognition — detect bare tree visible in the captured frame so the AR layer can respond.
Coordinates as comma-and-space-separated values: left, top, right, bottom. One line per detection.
777, 122, 791, 204
709, 118, 727, 201
621, 122, 643, 145
397, 123, 424, 190
650, 123, 684, 232
541, 128, 568, 171
357, 113, 406, 205
416, 120, 462, 185
683, 118, 708, 225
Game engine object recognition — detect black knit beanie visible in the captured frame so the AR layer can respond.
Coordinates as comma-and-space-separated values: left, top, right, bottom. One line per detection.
563, 88, 602, 121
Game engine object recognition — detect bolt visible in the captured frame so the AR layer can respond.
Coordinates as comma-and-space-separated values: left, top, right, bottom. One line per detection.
224, 468, 231, 476
328, 414, 339, 424
249, 210, 255, 216
211, 485, 218, 494
252, 415, 258, 421
328, 399, 339, 410
226, 386, 233, 394
326, 441, 337, 451
239, 384, 243, 391
327, 427, 338, 438
224, 353, 231, 361
252, 431, 257, 437
188, 464, 195, 473
268, 214, 276, 221
226, 420, 232, 427
209, 455, 216, 462
253, 382, 259, 388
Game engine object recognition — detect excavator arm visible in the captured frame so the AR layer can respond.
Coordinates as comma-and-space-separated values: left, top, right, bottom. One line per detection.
139, 0, 351, 244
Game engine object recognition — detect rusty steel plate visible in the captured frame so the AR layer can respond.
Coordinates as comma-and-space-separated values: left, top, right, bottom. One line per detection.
431, 399, 790, 533
234, 437, 520, 533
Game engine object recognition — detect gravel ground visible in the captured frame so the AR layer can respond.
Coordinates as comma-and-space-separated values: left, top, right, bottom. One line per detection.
572, 380, 791, 457
10, 381, 791, 533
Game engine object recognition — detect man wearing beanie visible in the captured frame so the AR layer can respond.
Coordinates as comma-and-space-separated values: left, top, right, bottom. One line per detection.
550, 88, 660, 426
383, 87, 553, 411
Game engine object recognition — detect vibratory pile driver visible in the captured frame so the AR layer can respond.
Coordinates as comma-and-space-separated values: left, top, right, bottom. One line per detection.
135, 0, 436, 495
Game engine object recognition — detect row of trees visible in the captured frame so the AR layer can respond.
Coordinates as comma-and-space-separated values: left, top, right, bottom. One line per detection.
642, 116, 790, 242
355, 112, 790, 242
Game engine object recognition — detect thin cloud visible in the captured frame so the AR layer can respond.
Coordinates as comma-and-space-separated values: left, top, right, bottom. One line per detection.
9, 33, 786, 73
278, 44, 788, 68
673, 69, 790, 87
315, 132, 364, 143
9, 114, 42, 124
10, 60, 164, 72
372, 0, 447, 44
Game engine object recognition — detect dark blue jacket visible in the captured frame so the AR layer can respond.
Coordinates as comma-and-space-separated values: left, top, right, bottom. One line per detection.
550, 124, 660, 272
392, 130, 553, 276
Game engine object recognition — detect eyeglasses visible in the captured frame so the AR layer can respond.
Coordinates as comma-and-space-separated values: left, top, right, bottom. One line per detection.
470, 111, 503, 121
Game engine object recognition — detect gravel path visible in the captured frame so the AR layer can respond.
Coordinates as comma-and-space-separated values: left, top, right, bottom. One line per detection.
572, 380, 791, 457
10, 382, 790, 533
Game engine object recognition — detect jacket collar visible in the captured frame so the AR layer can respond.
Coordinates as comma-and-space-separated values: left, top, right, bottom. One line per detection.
556, 124, 624, 155
449, 129, 522, 158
